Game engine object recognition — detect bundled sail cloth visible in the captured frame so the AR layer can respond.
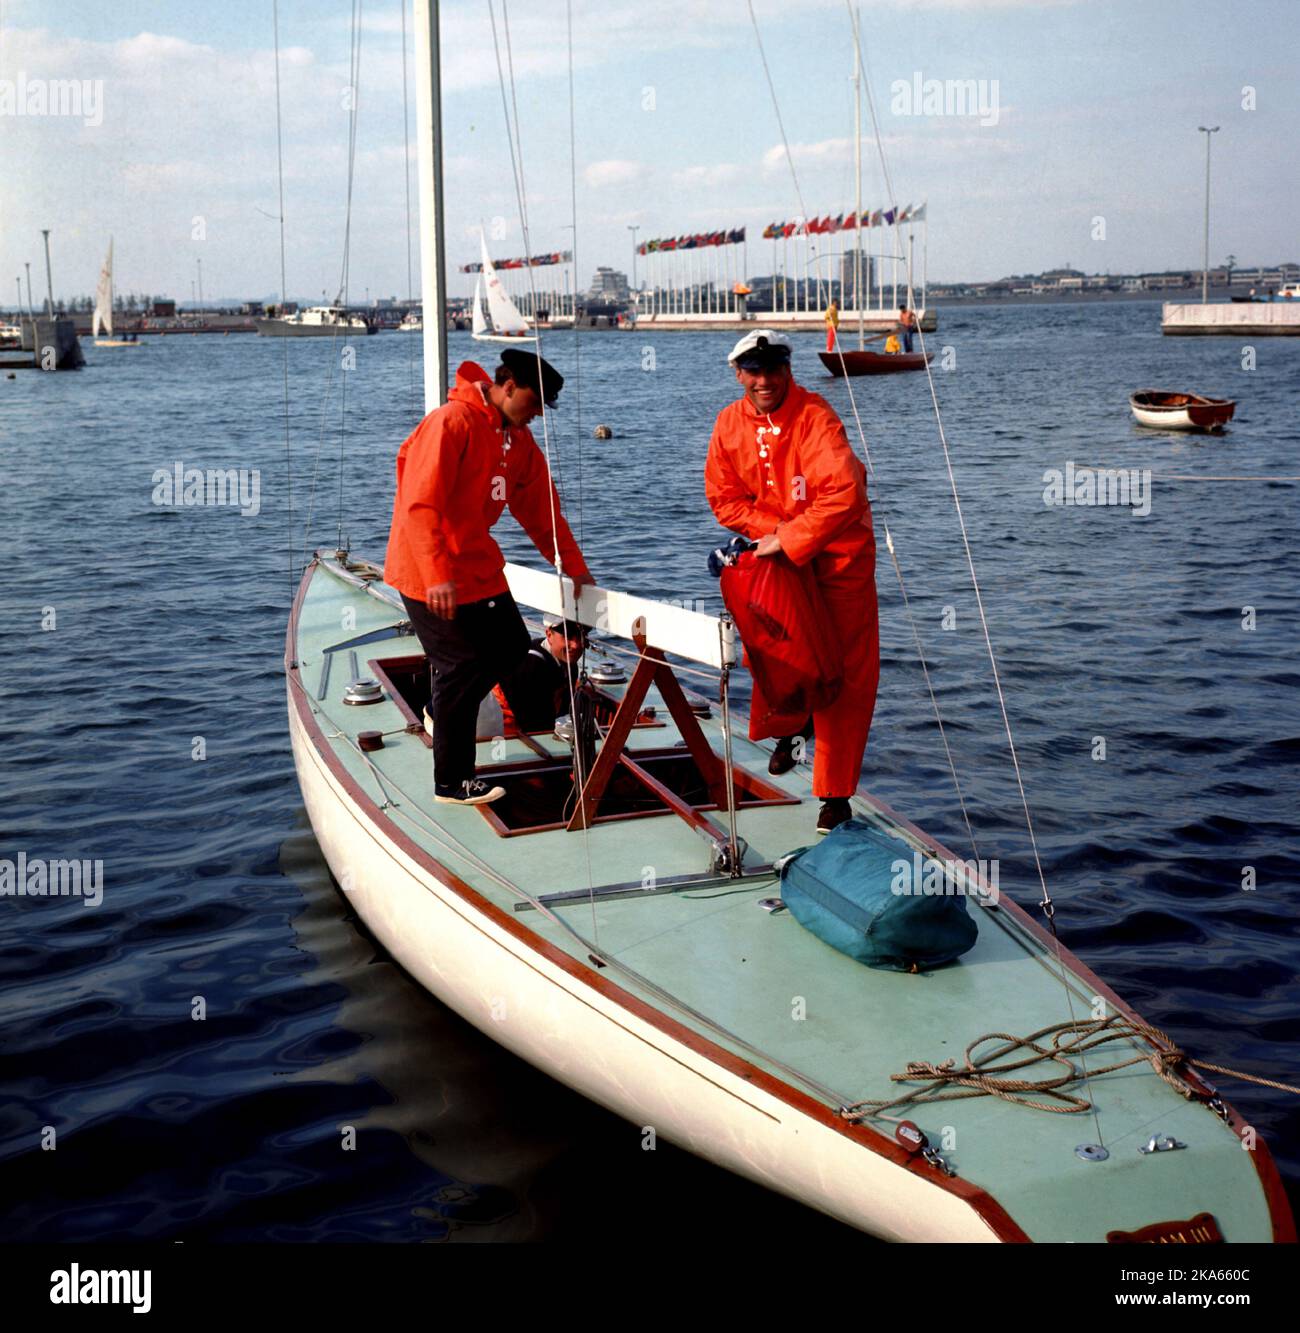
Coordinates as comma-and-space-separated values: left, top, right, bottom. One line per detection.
715, 545, 844, 740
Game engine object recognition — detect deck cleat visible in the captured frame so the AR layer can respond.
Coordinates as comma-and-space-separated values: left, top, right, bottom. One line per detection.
1138, 1134, 1187, 1155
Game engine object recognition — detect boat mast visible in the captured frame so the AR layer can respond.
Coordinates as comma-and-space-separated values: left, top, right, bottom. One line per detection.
853, 6, 863, 350
414, 0, 449, 412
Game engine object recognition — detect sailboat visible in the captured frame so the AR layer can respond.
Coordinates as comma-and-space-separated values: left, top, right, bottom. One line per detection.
819, 24, 929, 378
92, 239, 143, 348
284, 0, 1293, 1243
472, 232, 536, 342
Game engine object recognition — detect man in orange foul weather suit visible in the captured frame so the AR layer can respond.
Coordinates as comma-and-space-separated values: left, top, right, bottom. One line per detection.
385, 349, 592, 806
705, 330, 880, 835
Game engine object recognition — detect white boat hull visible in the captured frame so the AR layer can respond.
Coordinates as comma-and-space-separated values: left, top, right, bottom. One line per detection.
1131, 404, 1199, 429
286, 686, 1001, 1242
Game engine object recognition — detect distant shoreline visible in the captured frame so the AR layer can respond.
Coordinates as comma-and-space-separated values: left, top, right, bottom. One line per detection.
928, 288, 1245, 310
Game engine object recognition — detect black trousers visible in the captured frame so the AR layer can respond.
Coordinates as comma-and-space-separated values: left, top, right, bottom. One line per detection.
402, 591, 531, 793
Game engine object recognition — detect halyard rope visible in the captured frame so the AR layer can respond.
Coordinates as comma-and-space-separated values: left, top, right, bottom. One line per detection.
840, 1014, 1300, 1122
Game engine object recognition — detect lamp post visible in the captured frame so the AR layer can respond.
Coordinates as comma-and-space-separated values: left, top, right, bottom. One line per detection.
1198, 125, 1219, 304
24, 261, 33, 316
41, 229, 54, 315
628, 224, 639, 307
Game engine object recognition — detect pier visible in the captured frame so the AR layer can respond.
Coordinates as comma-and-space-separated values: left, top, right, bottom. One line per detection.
1161, 301, 1300, 335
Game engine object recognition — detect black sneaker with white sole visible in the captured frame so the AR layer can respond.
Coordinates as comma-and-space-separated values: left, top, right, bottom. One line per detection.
434, 778, 506, 806
815, 798, 852, 835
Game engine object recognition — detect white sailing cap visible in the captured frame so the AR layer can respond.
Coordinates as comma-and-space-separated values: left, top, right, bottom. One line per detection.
727, 328, 793, 367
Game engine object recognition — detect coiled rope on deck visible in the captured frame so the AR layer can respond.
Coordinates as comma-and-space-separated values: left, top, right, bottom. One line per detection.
841, 1014, 1300, 1122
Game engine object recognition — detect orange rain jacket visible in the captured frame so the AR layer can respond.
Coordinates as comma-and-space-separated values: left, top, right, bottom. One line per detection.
705, 378, 880, 798
384, 361, 590, 606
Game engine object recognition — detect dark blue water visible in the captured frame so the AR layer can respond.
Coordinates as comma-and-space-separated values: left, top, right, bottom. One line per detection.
1, 303, 1297, 1241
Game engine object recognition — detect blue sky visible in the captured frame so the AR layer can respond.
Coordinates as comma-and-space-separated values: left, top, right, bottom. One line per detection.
1, 0, 1296, 306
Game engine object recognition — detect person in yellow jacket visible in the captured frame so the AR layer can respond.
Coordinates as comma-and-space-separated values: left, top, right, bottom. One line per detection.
824, 297, 840, 353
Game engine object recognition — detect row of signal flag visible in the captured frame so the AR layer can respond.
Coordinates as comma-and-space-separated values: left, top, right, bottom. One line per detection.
638, 228, 747, 256
763, 203, 925, 238
636, 204, 926, 256
460, 250, 573, 273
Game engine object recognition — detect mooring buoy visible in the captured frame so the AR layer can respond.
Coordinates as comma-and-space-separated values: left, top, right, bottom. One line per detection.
593, 424, 613, 440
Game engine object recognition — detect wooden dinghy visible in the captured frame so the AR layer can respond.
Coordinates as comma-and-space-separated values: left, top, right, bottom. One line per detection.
286, 547, 1293, 1243
820, 349, 934, 377
1130, 389, 1236, 431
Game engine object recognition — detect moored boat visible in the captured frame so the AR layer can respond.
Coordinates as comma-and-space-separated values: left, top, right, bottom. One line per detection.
90, 238, 143, 348
255, 305, 377, 337
1130, 389, 1236, 431
285, 547, 1293, 1243
820, 348, 933, 376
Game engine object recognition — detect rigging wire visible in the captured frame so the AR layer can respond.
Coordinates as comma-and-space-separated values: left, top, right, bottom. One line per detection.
566, 0, 585, 545
746, 0, 981, 867
487, 0, 599, 937
748, 0, 1104, 1141
272, 0, 293, 600
336, 0, 365, 549
744, 3, 827, 311
400, 0, 417, 405
842, 0, 1107, 1143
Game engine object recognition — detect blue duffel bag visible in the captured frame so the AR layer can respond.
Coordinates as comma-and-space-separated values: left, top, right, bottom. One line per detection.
777, 819, 978, 972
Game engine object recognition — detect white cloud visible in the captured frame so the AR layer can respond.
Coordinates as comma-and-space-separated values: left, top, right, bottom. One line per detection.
583, 159, 645, 188
761, 137, 853, 174
671, 163, 744, 189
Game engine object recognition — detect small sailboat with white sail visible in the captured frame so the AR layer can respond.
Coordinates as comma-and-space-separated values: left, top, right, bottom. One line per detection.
92, 239, 143, 348
472, 232, 536, 343
819, 22, 930, 378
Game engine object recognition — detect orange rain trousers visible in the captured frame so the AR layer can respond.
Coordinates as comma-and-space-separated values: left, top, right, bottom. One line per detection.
705, 379, 879, 798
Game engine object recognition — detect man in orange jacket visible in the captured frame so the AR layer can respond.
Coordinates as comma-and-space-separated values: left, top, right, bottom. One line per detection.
704, 330, 880, 834
385, 349, 592, 805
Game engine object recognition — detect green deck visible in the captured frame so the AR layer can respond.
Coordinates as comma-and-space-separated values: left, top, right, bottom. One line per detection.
291, 558, 1278, 1242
